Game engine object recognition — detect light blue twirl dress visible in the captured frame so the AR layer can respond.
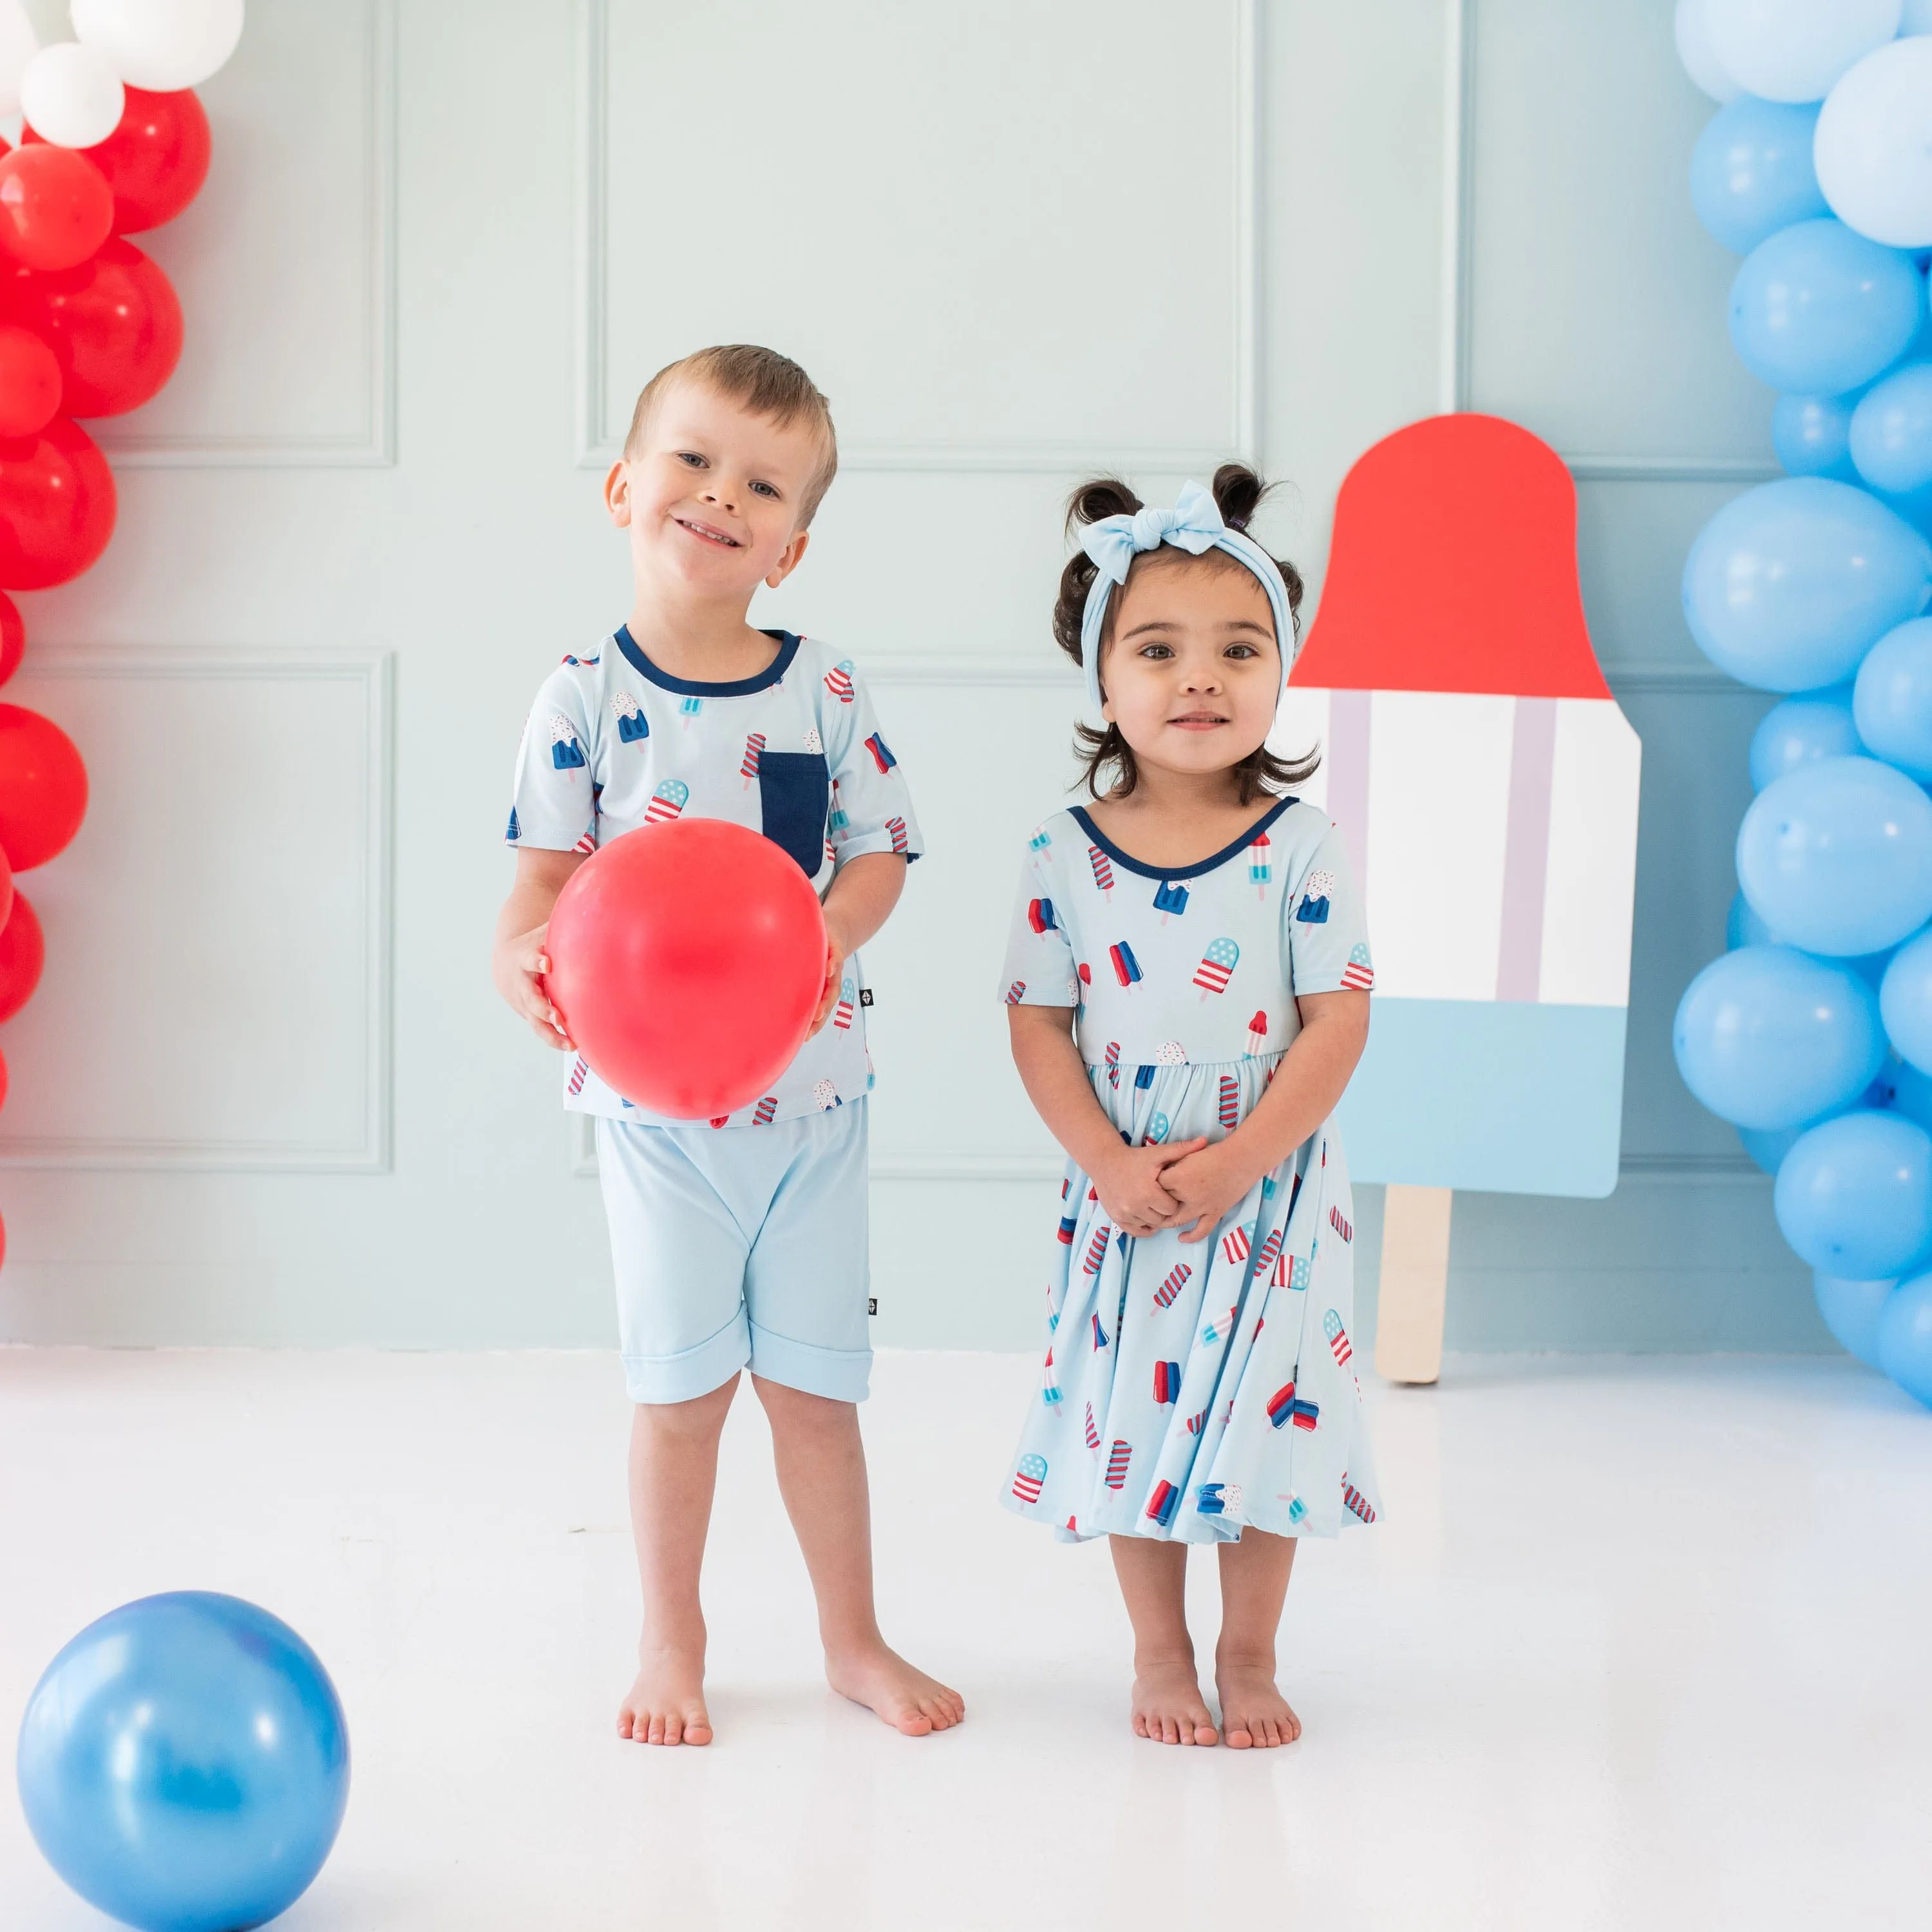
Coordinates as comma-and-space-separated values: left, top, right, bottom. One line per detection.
998, 795, 1383, 1544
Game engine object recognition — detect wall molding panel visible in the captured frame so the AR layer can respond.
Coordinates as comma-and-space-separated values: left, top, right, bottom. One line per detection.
0, 649, 394, 1172
573, 0, 1260, 474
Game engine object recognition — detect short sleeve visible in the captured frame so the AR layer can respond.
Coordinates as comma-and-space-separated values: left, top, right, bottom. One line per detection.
506, 668, 596, 852
824, 663, 924, 866
997, 844, 1079, 1009
1282, 820, 1374, 996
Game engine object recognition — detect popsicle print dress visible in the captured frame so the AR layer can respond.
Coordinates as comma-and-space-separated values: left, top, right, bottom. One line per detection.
999, 797, 1381, 1544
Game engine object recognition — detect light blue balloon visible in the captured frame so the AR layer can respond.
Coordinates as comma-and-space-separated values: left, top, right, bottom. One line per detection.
17, 1593, 350, 1932
1738, 755, 1932, 953
1772, 391, 1863, 482
1874, 1048, 1932, 1127
1741, 1122, 1806, 1173
1681, 478, 1932, 691
1673, 944, 1885, 1128
1774, 1110, 1932, 1276
1850, 361, 1932, 495
1690, 96, 1826, 254
1852, 616, 1932, 779
1730, 220, 1922, 395
1727, 887, 1783, 947
1748, 686, 1864, 788
1880, 924, 1932, 1072
1877, 1271, 1932, 1405
1814, 1272, 1896, 1368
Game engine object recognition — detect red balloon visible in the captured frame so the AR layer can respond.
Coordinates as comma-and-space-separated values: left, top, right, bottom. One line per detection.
25, 86, 211, 235
545, 820, 828, 1121
0, 322, 61, 437
0, 590, 21, 684
0, 842, 12, 932
0, 889, 43, 1023
0, 415, 116, 590
0, 146, 115, 273
0, 703, 87, 870
6, 240, 182, 417
0, 1045, 9, 1113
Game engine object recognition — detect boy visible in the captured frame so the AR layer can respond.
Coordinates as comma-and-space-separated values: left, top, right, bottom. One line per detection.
493, 345, 961, 1745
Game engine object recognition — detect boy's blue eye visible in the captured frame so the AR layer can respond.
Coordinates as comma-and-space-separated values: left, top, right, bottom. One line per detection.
677, 451, 705, 467
751, 481, 779, 499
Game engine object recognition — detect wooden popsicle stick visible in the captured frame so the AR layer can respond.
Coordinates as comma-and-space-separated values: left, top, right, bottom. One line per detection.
1374, 1184, 1454, 1386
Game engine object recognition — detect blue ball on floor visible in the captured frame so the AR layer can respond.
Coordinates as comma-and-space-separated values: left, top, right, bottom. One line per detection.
16, 1591, 350, 1932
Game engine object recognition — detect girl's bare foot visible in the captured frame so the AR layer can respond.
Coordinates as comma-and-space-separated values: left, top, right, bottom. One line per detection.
1215, 1663, 1300, 1748
617, 1645, 712, 1745
1131, 1658, 1218, 1745
826, 1640, 965, 1736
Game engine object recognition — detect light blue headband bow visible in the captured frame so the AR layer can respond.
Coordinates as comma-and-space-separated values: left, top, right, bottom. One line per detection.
1078, 478, 1294, 719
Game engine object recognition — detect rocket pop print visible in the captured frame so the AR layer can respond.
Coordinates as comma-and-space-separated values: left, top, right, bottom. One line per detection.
1194, 937, 1239, 997
645, 778, 688, 824
1245, 1010, 1269, 1056
1249, 830, 1271, 895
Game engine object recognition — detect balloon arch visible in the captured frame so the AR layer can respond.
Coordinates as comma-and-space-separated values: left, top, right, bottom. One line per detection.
1671, 0, 1932, 1406
0, 1, 243, 1267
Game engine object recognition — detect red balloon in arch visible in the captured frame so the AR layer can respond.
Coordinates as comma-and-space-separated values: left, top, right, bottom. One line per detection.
0, 703, 88, 871
25, 86, 211, 235
0, 589, 22, 685
0, 146, 115, 274
6, 240, 184, 418
0, 322, 62, 439
0, 889, 44, 1023
0, 416, 117, 590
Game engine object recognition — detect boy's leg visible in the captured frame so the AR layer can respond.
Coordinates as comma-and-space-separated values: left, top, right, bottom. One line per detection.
1110, 1535, 1218, 1745
1214, 1528, 1301, 1748
751, 1376, 964, 1736
620, 1375, 738, 1745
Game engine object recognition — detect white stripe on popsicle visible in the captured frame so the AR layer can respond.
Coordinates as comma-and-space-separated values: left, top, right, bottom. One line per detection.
1496, 698, 1558, 1003
1539, 698, 1641, 1007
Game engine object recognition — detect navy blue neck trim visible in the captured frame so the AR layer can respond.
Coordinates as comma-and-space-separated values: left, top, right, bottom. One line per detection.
1070, 795, 1296, 881
614, 625, 800, 696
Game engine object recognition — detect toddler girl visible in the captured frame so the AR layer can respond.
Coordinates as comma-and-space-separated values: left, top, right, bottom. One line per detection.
999, 465, 1379, 1749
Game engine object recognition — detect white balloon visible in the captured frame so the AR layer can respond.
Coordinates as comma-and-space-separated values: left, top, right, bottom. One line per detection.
0, 0, 37, 120
1904, 0, 1932, 32
1707, 0, 1902, 103
1676, 0, 1741, 102
20, 42, 125, 149
71, 0, 243, 92
1817, 38, 1932, 247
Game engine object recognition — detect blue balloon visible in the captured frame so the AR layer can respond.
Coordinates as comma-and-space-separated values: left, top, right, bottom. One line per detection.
1727, 887, 1783, 947
1880, 925, 1932, 1072
17, 1593, 349, 1932
1775, 1110, 1932, 1276
1850, 362, 1932, 495
1852, 616, 1932, 779
1738, 756, 1932, 954
1741, 1122, 1806, 1173
1772, 391, 1863, 482
1673, 944, 1885, 1128
1877, 1271, 1932, 1405
1730, 220, 1922, 395
1748, 686, 1864, 788
1681, 478, 1932, 692
1873, 1049, 1932, 1128
1690, 96, 1827, 254
1814, 1272, 1897, 1367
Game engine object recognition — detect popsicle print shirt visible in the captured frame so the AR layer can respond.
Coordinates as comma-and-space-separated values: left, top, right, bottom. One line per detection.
998, 797, 1371, 1071
507, 627, 922, 1126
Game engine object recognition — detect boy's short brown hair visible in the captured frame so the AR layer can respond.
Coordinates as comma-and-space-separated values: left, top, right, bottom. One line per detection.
623, 345, 839, 526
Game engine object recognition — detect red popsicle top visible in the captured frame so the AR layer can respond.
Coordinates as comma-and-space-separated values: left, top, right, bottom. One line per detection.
1289, 413, 1611, 701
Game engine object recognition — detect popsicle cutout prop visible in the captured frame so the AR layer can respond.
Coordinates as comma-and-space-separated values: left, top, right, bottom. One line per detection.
1275, 413, 1642, 1384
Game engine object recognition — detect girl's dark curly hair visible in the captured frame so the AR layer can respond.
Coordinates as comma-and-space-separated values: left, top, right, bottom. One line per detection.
1054, 462, 1317, 804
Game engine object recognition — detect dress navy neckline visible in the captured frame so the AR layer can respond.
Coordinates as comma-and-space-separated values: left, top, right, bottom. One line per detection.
1068, 796, 1296, 882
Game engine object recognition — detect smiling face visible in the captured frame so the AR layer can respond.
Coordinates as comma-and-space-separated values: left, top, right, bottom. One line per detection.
605, 377, 829, 601
1097, 552, 1282, 781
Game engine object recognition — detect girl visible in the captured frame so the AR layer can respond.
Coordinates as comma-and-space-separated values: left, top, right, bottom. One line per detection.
999, 465, 1379, 1750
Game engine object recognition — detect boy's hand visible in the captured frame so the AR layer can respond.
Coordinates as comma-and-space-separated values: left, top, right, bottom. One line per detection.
1158, 1139, 1264, 1245
493, 922, 575, 1050
1090, 1137, 1208, 1237
807, 929, 846, 1035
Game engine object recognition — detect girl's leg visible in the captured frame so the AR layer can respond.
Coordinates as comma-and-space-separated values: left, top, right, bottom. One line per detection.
752, 1374, 965, 1737
620, 1373, 740, 1745
1110, 1536, 1218, 1745
1215, 1528, 1301, 1747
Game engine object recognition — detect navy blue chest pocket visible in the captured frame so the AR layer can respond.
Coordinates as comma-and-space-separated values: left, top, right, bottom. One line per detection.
757, 751, 831, 876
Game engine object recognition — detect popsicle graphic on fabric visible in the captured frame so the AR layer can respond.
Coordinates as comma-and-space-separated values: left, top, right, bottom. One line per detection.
741, 732, 764, 786
833, 977, 856, 1030
1249, 832, 1271, 897
1277, 412, 1641, 1198
1109, 941, 1142, 989
1088, 846, 1115, 895
1194, 938, 1238, 998
645, 779, 688, 824
1028, 898, 1059, 934
611, 691, 649, 744
1011, 1454, 1046, 1504
549, 713, 585, 770
863, 732, 896, 775
825, 659, 857, 703
1245, 1010, 1269, 1056
679, 696, 703, 726
1153, 879, 1189, 922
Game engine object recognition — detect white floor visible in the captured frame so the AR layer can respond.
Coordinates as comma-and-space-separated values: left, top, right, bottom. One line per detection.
2, 1349, 1929, 1932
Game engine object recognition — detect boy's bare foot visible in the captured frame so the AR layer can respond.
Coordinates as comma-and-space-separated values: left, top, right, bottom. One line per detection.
1131, 1659, 1218, 1745
826, 1640, 965, 1737
1215, 1663, 1300, 1748
617, 1645, 712, 1745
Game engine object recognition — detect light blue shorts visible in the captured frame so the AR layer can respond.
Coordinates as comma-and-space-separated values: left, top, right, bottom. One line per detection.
595, 1101, 871, 1406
